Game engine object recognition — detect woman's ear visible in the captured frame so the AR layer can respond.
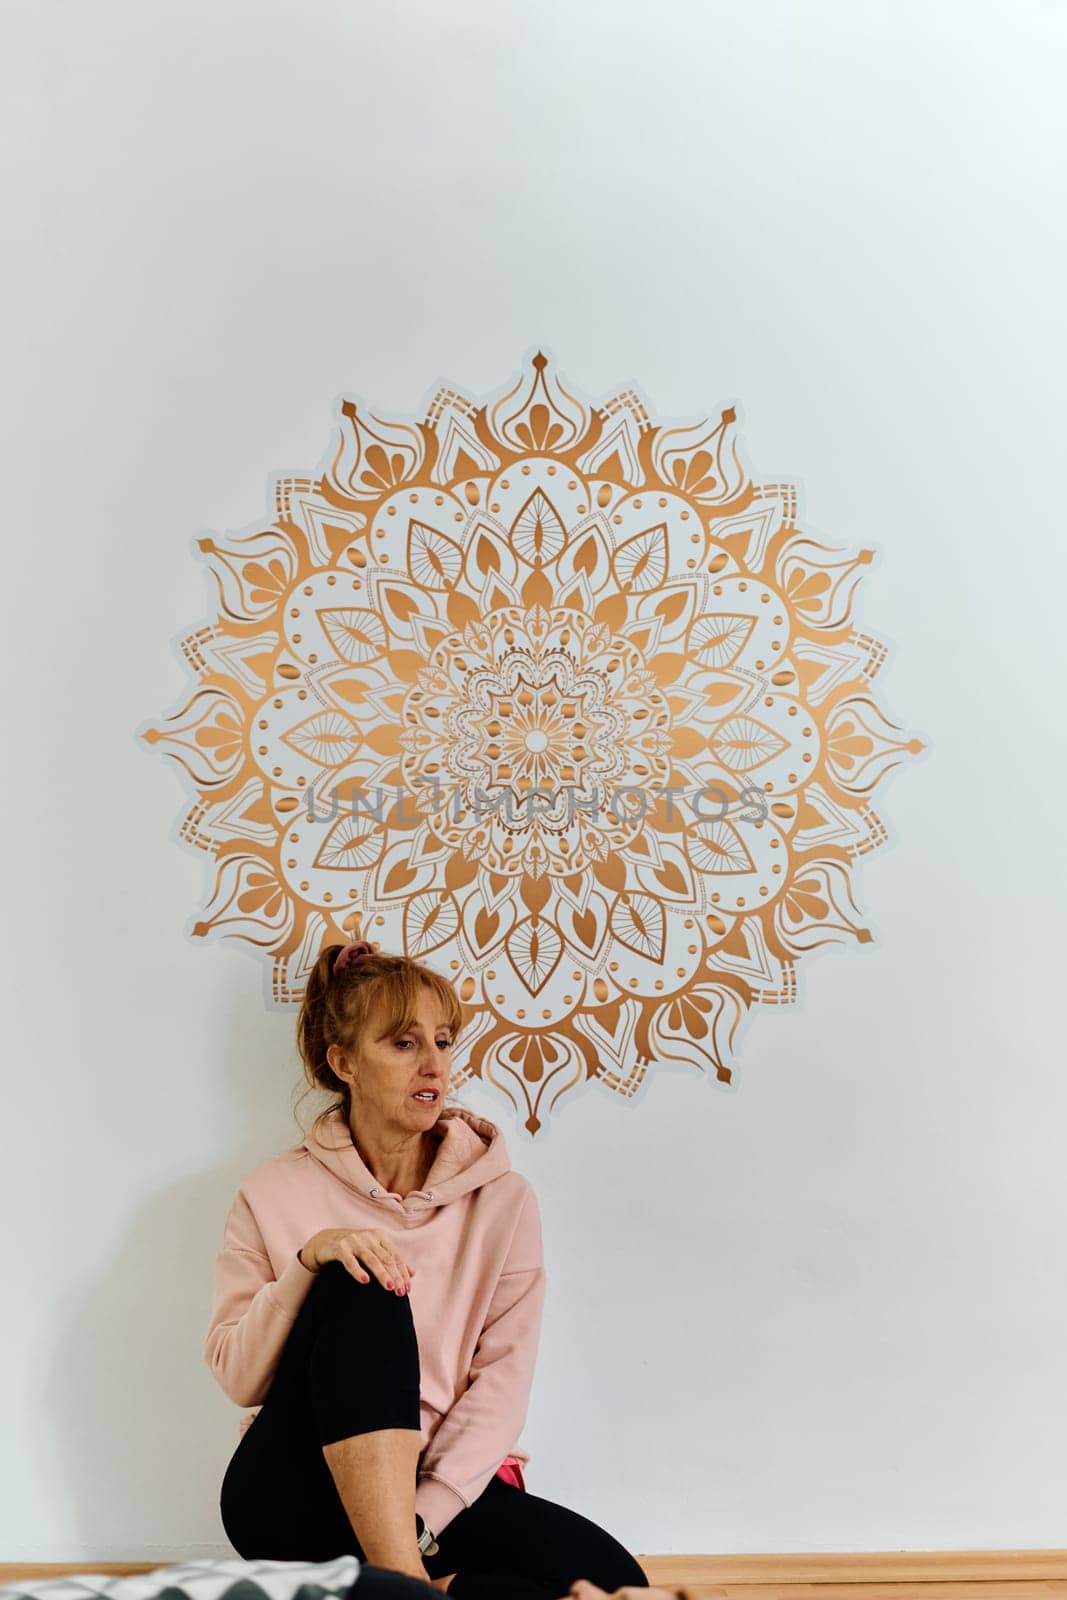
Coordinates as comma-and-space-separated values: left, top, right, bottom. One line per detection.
327, 1042, 354, 1087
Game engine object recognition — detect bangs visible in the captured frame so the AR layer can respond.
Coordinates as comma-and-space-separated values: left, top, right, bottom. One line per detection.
359, 966, 464, 1044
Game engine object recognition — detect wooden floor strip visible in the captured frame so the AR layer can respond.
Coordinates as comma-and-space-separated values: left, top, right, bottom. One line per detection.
661, 1585, 1067, 1600
3, 1555, 1067, 1593
640, 1555, 1067, 1585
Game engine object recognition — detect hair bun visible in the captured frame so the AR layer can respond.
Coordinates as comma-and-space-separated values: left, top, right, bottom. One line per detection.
333, 939, 378, 973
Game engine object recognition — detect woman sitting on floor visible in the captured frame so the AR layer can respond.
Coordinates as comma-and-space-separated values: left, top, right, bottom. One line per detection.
205, 940, 651, 1600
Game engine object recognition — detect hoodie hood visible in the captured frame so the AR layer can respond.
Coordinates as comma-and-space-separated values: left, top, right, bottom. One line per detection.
303, 1104, 511, 1214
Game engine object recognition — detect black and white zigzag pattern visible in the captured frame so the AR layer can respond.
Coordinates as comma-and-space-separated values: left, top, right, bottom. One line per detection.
0, 1557, 362, 1600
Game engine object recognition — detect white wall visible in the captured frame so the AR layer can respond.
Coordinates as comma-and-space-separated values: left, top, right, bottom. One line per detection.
4, 0, 1067, 1563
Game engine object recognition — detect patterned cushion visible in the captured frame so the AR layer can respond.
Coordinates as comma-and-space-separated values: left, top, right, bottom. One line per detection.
0, 1557, 362, 1600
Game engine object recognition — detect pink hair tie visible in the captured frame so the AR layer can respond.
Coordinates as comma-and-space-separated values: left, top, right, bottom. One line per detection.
333, 939, 379, 973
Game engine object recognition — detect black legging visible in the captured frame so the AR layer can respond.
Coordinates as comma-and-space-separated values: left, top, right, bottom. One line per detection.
220, 1262, 649, 1600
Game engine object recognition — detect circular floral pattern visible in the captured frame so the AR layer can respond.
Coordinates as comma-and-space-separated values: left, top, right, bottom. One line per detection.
140, 352, 921, 1132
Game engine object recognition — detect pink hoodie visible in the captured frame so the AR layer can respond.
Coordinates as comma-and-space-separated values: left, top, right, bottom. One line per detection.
204, 1104, 545, 1538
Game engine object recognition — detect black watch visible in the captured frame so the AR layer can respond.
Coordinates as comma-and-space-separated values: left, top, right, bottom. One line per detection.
416, 1513, 439, 1557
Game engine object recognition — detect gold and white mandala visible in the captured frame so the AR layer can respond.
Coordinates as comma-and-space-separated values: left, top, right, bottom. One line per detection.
139, 352, 921, 1132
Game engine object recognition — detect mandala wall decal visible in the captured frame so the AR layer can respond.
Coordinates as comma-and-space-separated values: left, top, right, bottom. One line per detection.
138, 352, 922, 1133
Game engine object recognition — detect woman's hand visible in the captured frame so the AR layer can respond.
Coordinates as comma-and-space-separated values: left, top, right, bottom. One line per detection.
298, 1227, 415, 1296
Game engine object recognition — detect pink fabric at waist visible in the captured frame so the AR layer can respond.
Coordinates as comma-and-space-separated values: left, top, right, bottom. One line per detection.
495, 1456, 525, 1490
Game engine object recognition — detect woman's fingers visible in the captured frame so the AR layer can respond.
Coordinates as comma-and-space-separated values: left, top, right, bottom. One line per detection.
343, 1241, 388, 1288
359, 1240, 412, 1296
335, 1230, 416, 1295
362, 1244, 401, 1290
339, 1244, 371, 1283
374, 1241, 407, 1292
381, 1242, 414, 1294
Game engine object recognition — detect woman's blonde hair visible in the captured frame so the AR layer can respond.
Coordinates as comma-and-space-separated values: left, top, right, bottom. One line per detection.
294, 945, 464, 1146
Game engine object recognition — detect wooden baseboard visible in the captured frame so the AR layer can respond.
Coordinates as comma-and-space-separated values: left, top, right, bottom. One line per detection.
2, 1553, 1067, 1587
647, 1550, 1067, 1583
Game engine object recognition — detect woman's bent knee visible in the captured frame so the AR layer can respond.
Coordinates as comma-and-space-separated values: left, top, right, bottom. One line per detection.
309, 1264, 421, 1441
314, 1262, 419, 1347
316, 1261, 414, 1313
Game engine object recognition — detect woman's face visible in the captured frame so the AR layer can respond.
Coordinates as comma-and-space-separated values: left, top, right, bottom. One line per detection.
331, 986, 454, 1135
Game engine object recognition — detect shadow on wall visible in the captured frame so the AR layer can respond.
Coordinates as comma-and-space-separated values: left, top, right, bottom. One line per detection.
42, 1161, 266, 1560
41, 959, 314, 1561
